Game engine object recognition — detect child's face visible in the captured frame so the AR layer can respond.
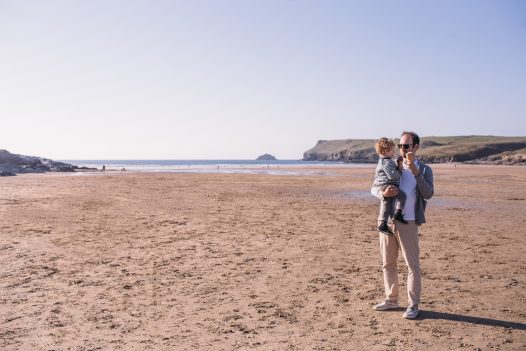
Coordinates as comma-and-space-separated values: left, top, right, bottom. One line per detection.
384, 148, 394, 158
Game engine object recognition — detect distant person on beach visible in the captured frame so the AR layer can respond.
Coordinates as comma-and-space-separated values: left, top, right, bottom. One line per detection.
372, 137, 407, 235
102, 165, 106, 172
370, 131, 434, 319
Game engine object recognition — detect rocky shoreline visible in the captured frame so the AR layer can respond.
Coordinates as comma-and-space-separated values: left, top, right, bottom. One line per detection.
3, 136, 525, 177
0, 150, 82, 176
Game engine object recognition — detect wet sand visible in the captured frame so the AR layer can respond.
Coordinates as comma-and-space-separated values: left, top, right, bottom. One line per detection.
0, 165, 525, 350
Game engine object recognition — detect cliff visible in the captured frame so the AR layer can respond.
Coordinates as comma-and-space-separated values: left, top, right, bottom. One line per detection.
0, 149, 77, 176
303, 136, 526, 165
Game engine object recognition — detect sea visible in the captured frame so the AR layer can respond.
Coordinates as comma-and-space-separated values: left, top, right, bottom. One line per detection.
59, 159, 373, 176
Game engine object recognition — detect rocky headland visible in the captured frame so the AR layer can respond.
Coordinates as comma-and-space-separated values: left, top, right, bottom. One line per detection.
0, 150, 79, 176
303, 136, 526, 165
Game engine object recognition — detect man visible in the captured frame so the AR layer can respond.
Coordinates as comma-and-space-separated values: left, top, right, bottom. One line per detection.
370, 131, 434, 319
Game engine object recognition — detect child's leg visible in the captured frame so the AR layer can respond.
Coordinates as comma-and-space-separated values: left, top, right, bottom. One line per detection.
378, 198, 393, 224
393, 187, 408, 224
395, 188, 406, 211
378, 198, 395, 234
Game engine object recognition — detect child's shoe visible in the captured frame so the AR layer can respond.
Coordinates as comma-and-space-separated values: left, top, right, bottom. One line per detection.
393, 210, 408, 224
377, 221, 394, 235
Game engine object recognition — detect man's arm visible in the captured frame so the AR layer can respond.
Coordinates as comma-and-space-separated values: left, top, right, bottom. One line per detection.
371, 184, 399, 200
371, 185, 383, 200
415, 165, 434, 199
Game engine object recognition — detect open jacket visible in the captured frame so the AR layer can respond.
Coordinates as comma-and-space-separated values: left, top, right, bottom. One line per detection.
371, 161, 434, 225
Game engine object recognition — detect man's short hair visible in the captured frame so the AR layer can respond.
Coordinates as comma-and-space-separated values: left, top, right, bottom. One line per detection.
375, 137, 395, 156
401, 131, 420, 146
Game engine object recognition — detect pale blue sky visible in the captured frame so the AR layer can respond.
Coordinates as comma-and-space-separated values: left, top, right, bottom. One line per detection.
1, 0, 525, 159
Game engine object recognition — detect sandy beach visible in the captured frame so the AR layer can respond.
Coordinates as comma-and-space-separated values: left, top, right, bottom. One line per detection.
1, 165, 525, 350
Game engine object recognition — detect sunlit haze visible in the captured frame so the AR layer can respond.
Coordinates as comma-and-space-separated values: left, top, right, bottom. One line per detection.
1, 0, 525, 159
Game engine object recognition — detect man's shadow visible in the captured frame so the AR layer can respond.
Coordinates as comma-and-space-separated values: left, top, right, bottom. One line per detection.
418, 310, 526, 330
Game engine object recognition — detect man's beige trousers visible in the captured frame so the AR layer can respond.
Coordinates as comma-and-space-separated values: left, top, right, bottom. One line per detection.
379, 221, 421, 306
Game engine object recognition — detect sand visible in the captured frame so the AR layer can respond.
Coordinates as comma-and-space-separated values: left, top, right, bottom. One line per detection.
0, 165, 525, 350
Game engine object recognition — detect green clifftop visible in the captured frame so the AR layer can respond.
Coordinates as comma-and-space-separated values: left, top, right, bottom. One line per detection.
303, 136, 526, 165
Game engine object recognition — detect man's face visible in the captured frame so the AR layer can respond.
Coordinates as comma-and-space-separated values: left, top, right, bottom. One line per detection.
399, 134, 418, 157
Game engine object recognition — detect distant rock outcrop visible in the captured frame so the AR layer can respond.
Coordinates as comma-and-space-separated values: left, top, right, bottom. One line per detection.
303, 136, 526, 165
303, 139, 377, 162
256, 154, 277, 161
0, 149, 78, 176
464, 148, 526, 165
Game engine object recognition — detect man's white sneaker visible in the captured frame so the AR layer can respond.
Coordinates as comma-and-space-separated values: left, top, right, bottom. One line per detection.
403, 305, 419, 319
373, 300, 399, 311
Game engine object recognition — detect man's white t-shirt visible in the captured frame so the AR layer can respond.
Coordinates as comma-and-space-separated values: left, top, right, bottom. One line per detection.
400, 160, 418, 221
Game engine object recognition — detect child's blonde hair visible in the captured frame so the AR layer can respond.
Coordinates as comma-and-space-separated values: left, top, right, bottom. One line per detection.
375, 137, 395, 156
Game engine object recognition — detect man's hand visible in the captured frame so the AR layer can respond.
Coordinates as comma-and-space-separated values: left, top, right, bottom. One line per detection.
383, 185, 399, 198
408, 162, 419, 176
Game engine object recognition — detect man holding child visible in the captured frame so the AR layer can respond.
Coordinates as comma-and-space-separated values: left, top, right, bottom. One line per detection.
371, 131, 434, 319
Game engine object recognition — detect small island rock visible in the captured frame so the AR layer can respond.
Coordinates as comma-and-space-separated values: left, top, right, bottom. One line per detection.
256, 154, 277, 161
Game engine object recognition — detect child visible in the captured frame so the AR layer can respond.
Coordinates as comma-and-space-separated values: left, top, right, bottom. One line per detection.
373, 137, 407, 235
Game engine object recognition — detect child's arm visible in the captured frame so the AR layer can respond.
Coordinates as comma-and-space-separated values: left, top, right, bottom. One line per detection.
382, 159, 402, 181
397, 156, 404, 171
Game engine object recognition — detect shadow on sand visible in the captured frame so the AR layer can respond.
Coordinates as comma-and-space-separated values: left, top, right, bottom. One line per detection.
419, 310, 526, 330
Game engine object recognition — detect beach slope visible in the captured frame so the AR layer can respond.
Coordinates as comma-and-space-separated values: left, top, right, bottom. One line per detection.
0, 166, 525, 350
